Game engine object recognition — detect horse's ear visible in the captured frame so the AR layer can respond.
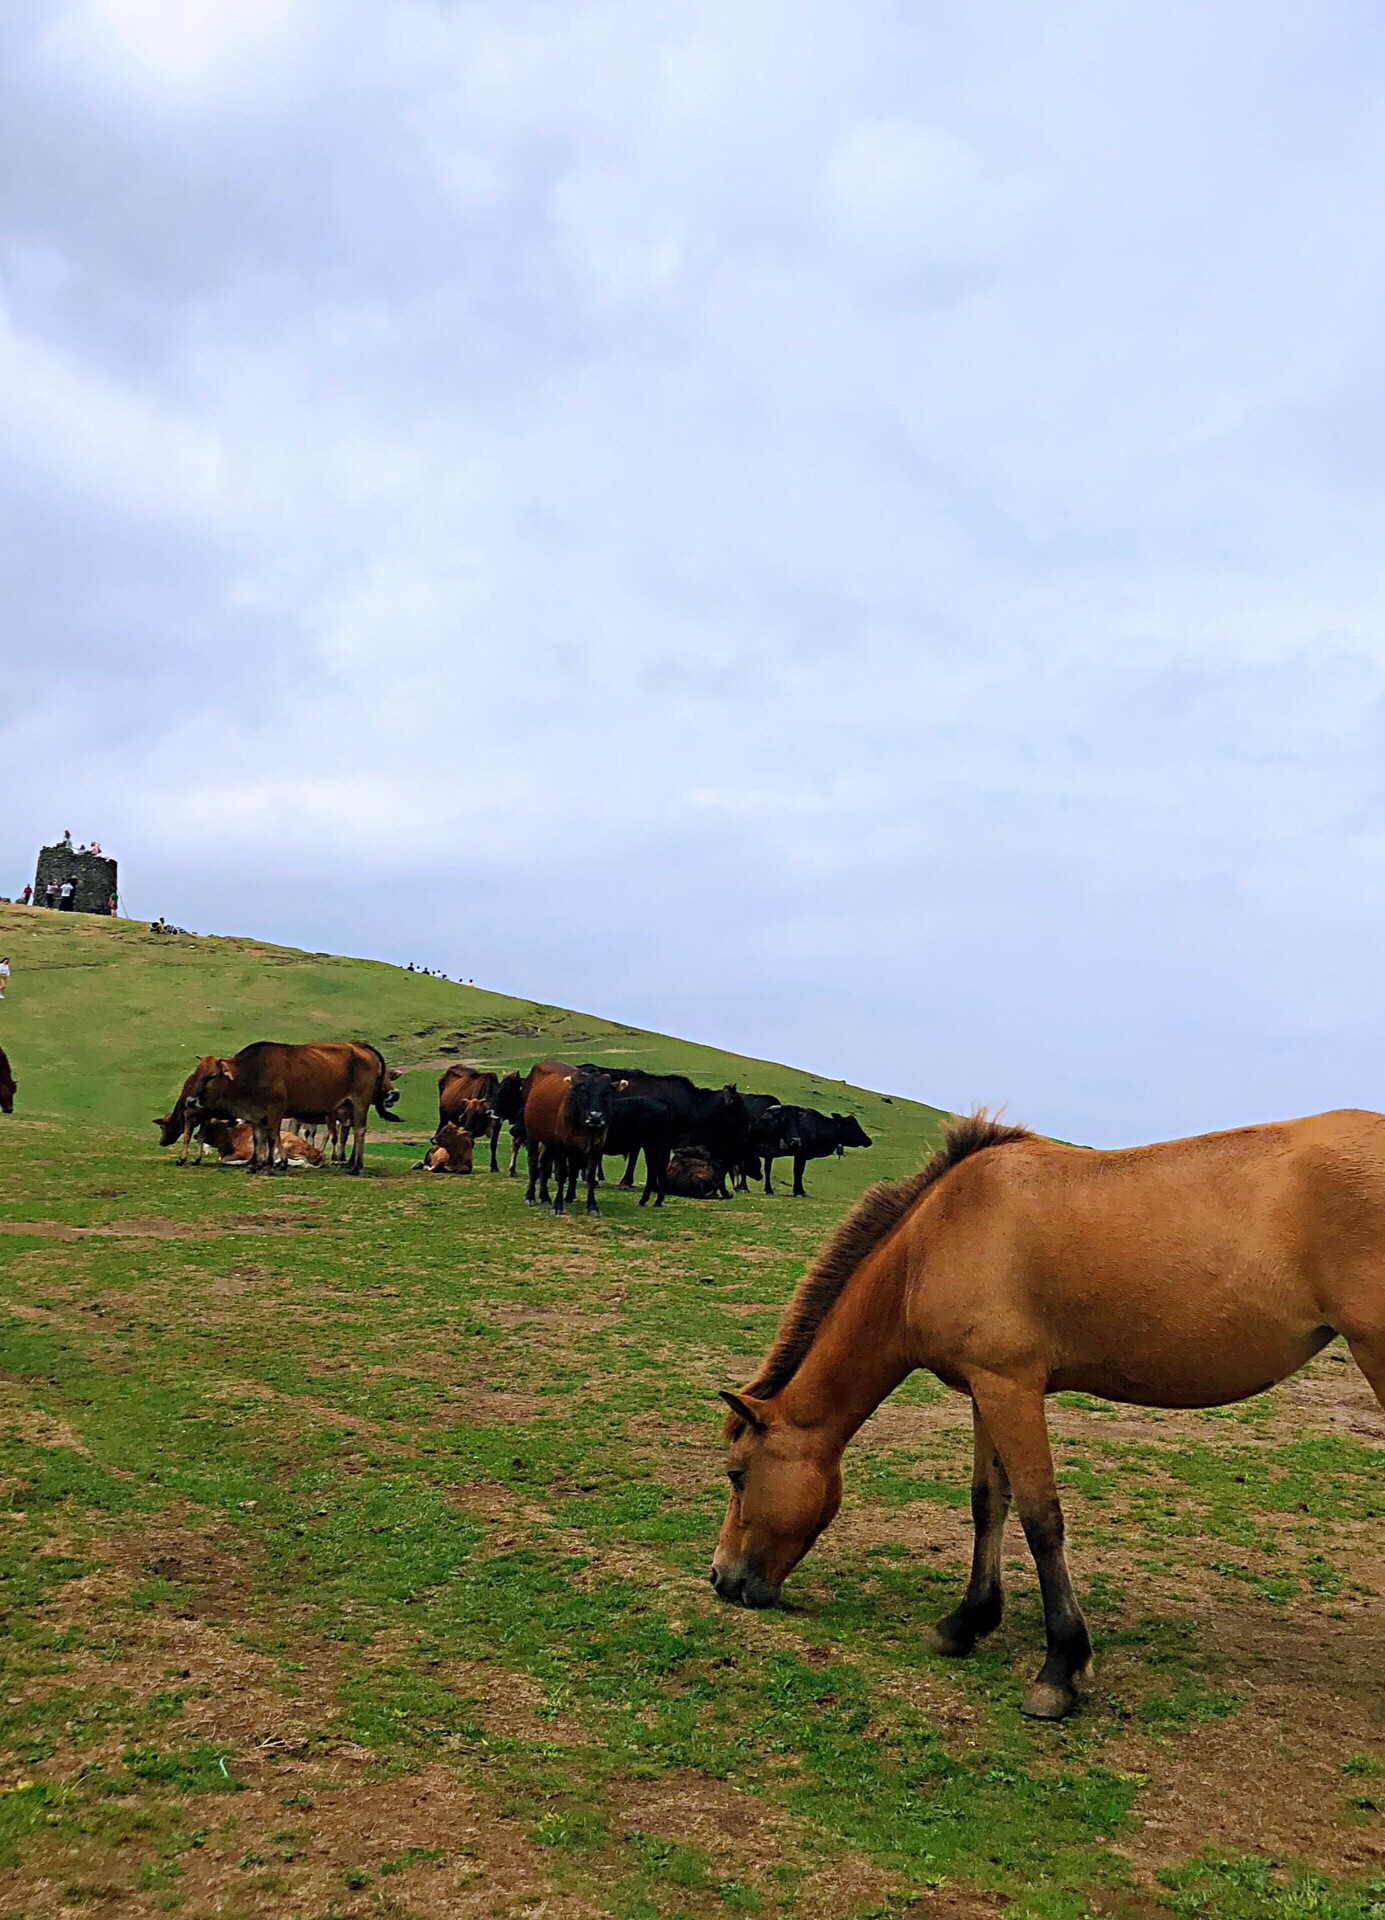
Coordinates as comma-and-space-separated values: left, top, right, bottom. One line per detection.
719, 1390, 769, 1432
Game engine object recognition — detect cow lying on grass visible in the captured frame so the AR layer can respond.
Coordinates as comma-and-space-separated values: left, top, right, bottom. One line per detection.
415, 1124, 474, 1174
665, 1150, 729, 1198
201, 1120, 323, 1167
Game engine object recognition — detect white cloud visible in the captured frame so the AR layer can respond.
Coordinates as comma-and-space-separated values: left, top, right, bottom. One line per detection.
2, 1, 1385, 1143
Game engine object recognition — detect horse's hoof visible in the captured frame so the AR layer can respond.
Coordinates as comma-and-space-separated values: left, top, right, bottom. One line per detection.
1020, 1680, 1077, 1721
923, 1624, 974, 1659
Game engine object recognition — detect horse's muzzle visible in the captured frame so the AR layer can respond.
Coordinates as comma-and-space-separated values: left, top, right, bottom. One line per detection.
709, 1564, 781, 1609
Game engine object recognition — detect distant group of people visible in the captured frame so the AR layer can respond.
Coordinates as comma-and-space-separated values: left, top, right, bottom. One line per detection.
406, 962, 475, 983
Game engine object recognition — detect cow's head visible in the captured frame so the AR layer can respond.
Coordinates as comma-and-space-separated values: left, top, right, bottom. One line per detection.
565, 1071, 614, 1136
153, 1110, 183, 1146
833, 1114, 872, 1150
187, 1060, 236, 1116
457, 1097, 492, 1138
490, 1071, 526, 1123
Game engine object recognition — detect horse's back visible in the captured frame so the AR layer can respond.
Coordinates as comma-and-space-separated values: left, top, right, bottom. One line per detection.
908, 1110, 1385, 1406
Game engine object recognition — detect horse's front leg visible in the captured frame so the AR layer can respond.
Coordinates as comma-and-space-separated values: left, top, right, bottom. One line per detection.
969, 1372, 1091, 1720
928, 1403, 1011, 1657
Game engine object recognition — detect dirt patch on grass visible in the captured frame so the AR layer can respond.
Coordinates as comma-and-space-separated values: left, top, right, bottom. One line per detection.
0, 1215, 318, 1241
443, 1657, 592, 1745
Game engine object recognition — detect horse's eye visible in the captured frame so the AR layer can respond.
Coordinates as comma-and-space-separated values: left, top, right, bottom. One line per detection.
728, 1469, 746, 1491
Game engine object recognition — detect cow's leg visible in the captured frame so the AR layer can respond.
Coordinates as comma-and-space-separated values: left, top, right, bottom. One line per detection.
619, 1150, 638, 1190
928, 1403, 1011, 1657
968, 1372, 1091, 1720
791, 1154, 807, 1197
641, 1144, 669, 1208
524, 1139, 541, 1206
489, 1117, 501, 1174
550, 1146, 566, 1215
267, 1105, 288, 1173
763, 1156, 775, 1197
509, 1130, 524, 1178
348, 1101, 367, 1174
585, 1148, 601, 1215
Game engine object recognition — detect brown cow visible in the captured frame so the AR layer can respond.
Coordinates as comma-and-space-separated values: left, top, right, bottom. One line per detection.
664, 1150, 729, 1199
202, 1119, 324, 1167
520, 1059, 616, 1214
437, 1065, 503, 1170
0, 1045, 14, 1115
415, 1123, 474, 1174
154, 1055, 222, 1163
188, 1041, 400, 1173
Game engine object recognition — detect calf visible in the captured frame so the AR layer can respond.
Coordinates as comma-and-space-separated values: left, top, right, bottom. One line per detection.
437, 1065, 503, 1171
665, 1150, 729, 1199
416, 1123, 474, 1174
764, 1106, 873, 1197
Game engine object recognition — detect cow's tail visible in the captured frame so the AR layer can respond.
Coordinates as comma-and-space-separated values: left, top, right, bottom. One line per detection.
362, 1043, 404, 1122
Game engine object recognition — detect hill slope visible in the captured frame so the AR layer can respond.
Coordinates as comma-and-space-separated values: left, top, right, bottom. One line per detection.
0, 905, 945, 1161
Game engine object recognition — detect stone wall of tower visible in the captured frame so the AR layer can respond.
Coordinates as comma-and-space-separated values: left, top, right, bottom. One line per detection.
33, 846, 118, 915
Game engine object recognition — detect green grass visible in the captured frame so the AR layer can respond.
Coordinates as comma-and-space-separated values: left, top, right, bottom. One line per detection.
2, 909, 1385, 1918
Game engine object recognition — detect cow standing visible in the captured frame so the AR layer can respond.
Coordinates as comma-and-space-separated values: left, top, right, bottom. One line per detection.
0, 1045, 14, 1115
187, 1042, 401, 1173
763, 1106, 873, 1196
519, 1061, 615, 1215
154, 1055, 223, 1164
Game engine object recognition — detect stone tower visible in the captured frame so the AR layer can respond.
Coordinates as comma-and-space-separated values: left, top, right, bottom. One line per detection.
33, 842, 118, 915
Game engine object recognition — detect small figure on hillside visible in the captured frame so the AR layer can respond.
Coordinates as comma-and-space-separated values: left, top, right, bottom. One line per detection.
0, 957, 9, 1000
58, 878, 75, 911
107, 894, 117, 916
61, 829, 72, 849
91, 841, 102, 856
21, 884, 31, 906
43, 882, 56, 909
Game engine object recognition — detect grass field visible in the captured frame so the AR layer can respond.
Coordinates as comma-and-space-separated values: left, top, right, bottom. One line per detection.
3, 907, 1385, 1920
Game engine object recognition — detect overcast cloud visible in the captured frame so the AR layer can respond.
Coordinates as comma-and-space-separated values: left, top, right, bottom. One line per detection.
3, 0, 1385, 1144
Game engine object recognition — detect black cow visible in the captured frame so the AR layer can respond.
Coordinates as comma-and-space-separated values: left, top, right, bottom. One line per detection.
600, 1092, 676, 1207
733, 1092, 791, 1193
763, 1106, 872, 1197
582, 1069, 750, 1173
489, 1070, 529, 1178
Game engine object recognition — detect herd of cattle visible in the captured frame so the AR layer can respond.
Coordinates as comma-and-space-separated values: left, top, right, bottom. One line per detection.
147, 1041, 874, 1210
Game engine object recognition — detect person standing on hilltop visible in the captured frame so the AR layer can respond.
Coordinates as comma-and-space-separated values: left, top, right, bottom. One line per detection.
58, 877, 75, 911
21, 884, 31, 906
0, 957, 9, 1000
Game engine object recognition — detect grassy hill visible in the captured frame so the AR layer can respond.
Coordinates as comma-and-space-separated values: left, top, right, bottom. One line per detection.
0, 902, 945, 1163
4, 906, 1371, 1919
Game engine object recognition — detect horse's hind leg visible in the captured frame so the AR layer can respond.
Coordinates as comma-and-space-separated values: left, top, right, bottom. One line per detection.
928, 1404, 1011, 1657
969, 1372, 1092, 1721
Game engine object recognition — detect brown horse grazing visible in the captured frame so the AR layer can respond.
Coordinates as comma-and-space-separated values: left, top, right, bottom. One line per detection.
714, 1109, 1385, 1721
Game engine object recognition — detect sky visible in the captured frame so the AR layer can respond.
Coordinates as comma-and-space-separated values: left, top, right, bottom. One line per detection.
4, 0, 1385, 1146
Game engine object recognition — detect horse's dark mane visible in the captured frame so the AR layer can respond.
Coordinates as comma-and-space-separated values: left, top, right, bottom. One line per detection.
735, 1113, 1033, 1408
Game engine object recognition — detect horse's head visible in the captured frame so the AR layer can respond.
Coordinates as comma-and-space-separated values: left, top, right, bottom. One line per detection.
710, 1389, 842, 1608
